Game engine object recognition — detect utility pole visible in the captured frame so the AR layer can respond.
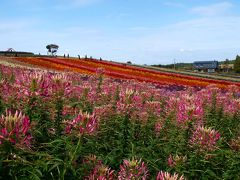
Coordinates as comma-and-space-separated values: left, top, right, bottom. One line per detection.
173, 59, 176, 70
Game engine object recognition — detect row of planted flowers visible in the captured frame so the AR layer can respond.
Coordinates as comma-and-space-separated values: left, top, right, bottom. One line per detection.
0, 109, 185, 179
0, 64, 240, 179
12, 56, 240, 88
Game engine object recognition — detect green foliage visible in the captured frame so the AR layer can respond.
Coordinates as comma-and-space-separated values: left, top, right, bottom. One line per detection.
1, 66, 240, 179
54, 97, 64, 136
2, 100, 239, 179
234, 55, 240, 73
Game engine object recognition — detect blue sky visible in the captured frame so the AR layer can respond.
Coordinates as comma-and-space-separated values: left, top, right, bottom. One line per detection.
1, 0, 240, 64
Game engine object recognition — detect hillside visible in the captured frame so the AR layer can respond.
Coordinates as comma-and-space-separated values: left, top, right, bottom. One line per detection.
0, 56, 240, 88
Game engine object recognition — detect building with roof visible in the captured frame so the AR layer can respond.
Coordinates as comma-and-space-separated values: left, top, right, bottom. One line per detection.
0, 48, 34, 57
219, 64, 234, 72
193, 61, 219, 73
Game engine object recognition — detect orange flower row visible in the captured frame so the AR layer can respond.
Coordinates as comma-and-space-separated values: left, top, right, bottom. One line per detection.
12, 57, 240, 88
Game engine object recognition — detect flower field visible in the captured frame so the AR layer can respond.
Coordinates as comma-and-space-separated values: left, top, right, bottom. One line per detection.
11, 56, 240, 88
0, 60, 240, 179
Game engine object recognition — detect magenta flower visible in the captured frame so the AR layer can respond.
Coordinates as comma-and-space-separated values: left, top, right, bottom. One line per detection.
167, 154, 187, 168
83, 155, 115, 180
65, 111, 98, 136
223, 99, 240, 117
174, 93, 204, 128
156, 171, 185, 180
189, 126, 220, 152
88, 164, 115, 180
167, 155, 175, 168
93, 105, 114, 119
0, 109, 32, 148
118, 158, 149, 180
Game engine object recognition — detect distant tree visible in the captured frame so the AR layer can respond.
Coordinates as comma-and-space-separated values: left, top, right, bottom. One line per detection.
46, 44, 59, 56
234, 55, 240, 73
224, 59, 230, 65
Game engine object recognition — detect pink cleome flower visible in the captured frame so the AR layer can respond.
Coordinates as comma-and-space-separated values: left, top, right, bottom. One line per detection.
83, 155, 115, 180
118, 158, 149, 180
167, 154, 187, 168
65, 111, 98, 136
189, 126, 220, 152
88, 163, 115, 180
0, 109, 32, 148
156, 171, 185, 180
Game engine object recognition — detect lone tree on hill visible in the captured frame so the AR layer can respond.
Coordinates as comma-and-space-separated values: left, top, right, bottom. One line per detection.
234, 55, 240, 73
46, 44, 59, 56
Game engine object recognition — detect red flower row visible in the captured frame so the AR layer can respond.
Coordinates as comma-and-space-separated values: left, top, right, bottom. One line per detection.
12, 57, 240, 88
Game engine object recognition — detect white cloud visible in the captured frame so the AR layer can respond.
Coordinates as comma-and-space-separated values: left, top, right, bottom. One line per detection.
1, 14, 240, 65
124, 15, 240, 64
132, 16, 240, 49
191, 2, 233, 16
